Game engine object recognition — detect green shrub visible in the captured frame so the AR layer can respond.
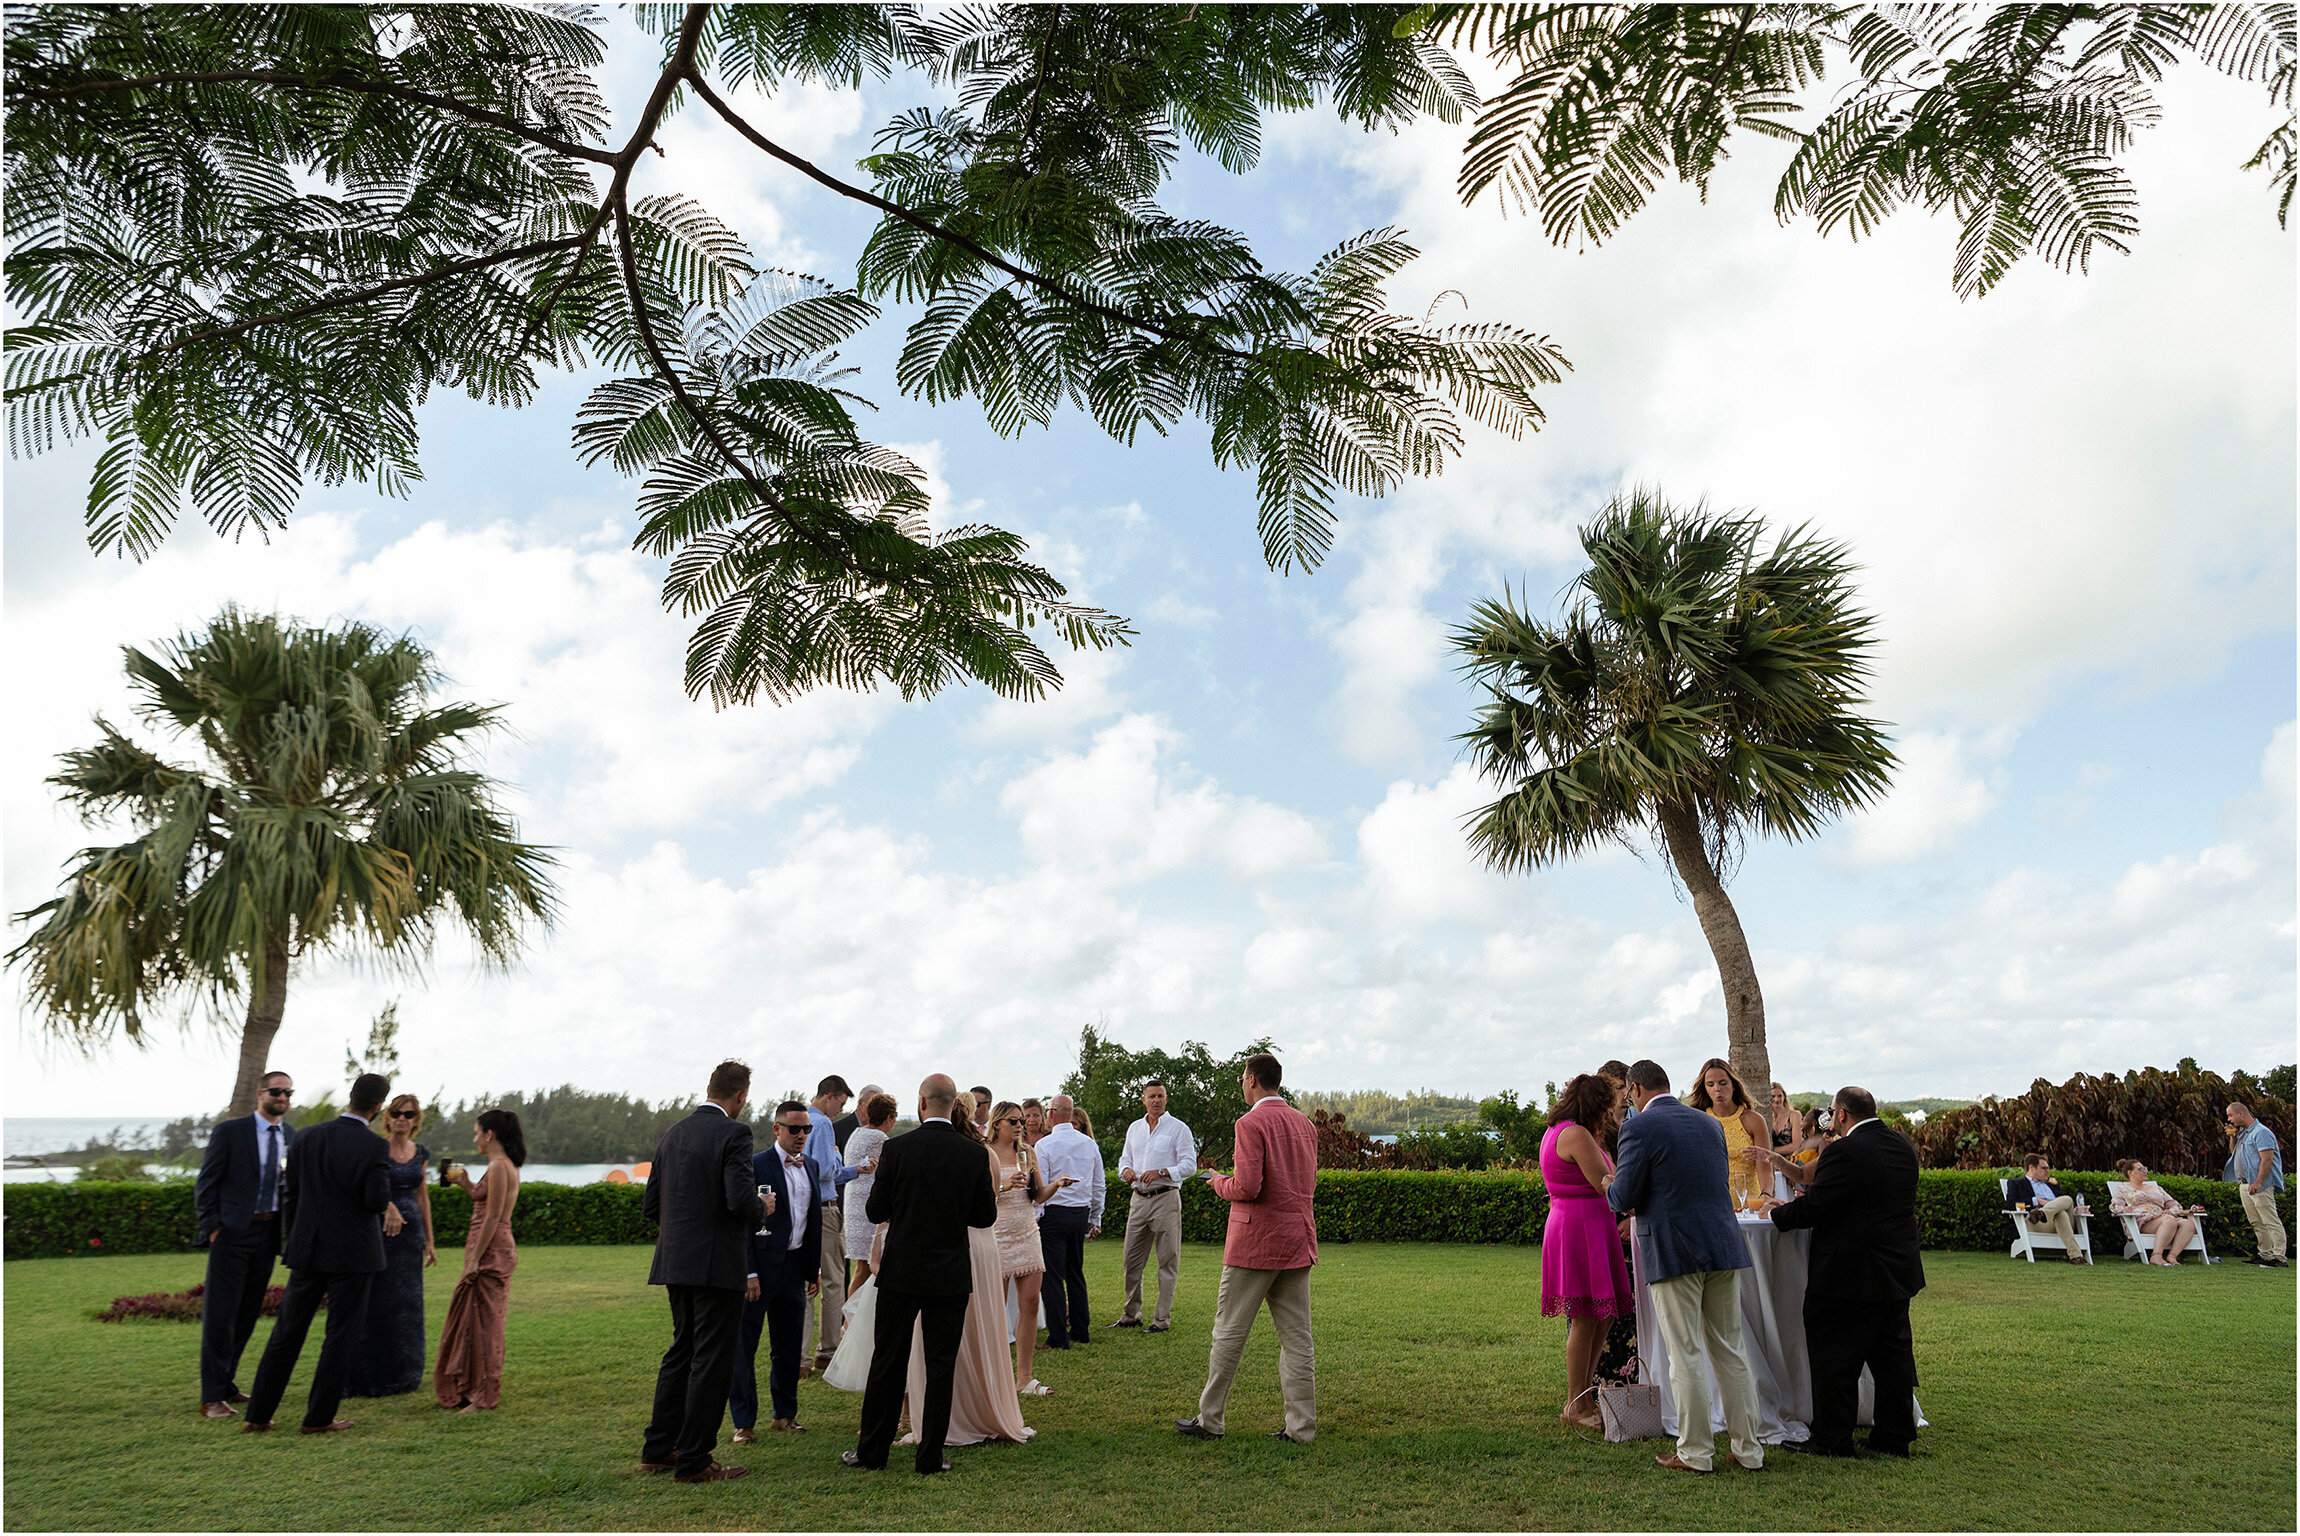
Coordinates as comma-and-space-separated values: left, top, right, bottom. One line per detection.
10, 1168, 2292, 1260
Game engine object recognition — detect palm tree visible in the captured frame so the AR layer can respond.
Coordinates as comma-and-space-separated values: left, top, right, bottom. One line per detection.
1452, 489, 1896, 1093
8, 607, 557, 1116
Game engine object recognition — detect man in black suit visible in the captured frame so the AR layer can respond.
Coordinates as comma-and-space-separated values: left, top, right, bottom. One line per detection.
842, 1074, 997, 1475
641, 1060, 768, 1485
193, 1069, 297, 1419
729, 1100, 822, 1440
242, 1072, 396, 1434
1768, 1085, 1926, 1459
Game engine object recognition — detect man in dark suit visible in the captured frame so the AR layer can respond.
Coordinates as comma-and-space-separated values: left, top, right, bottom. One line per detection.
1769, 1085, 1926, 1458
1606, 1059, 1763, 1475
641, 1060, 768, 1484
842, 1074, 997, 1475
192, 1069, 297, 1419
2010, 1153, 2090, 1264
729, 1100, 822, 1440
242, 1072, 396, 1434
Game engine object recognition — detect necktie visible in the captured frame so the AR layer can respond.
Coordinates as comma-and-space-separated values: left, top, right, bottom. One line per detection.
257, 1124, 278, 1212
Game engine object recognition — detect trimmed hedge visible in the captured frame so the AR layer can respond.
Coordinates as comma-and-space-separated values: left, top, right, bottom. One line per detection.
10, 1168, 2292, 1261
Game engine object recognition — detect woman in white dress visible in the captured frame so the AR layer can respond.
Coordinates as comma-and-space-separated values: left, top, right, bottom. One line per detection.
843, 1092, 897, 1293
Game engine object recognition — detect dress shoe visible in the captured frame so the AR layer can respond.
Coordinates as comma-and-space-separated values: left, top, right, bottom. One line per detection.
1106, 1317, 1141, 1329
840, 1449, 885, 1471
638, 1457, 677, 1474
241, 1420, 274, 1433
1175, 1417, 1222, 1440
673, 1462, 747, 1484
299, 1419, 353, 1435
1145, 1321, 1170, 1333
915, 1460, 953, 1475
1653, 1453, 1711, 1474
730, 1427, 756, 1444
225, 1389, 251, 1405
1732, 1457, 1766, 1471
1268, 1430, 1307, 1443
200, 1401, 237, 1420
769, 1418, 806, 1433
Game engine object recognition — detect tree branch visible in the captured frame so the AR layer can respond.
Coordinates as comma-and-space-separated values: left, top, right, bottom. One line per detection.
18, 70, 618, 165
682, 70, 1247, 359
146, 232, 589, 356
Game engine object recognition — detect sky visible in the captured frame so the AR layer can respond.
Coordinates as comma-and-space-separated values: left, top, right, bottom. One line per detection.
5, 18, 2294, 1119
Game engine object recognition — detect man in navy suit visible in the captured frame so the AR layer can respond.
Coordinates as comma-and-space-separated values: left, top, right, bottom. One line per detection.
1606, 1059, 1764, 1475
191, 1069, 298, 1419
729, 1100, 823, 1440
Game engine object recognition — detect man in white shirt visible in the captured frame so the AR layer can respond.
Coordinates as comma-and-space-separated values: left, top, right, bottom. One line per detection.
1032, 1095, 1105, 1348
1110, 1080, 1195, 1333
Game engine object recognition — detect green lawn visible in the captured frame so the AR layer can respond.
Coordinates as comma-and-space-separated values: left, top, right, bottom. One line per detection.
4, 1241, 2291, 1530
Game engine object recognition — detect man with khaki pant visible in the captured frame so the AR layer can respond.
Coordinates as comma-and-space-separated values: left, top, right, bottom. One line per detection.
1177, 1053, 1318, 1444
1112, 1081, 1196, 1334
2012, 1154, 2092, 1264
2226, 1101, 2288, 1267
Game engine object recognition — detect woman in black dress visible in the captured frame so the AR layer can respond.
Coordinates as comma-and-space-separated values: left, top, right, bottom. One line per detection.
346, 1093, 436, 1397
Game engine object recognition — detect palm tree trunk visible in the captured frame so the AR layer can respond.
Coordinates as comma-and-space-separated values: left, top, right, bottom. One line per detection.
225, 926, 292, 1117
1655, 802, 1772, 1097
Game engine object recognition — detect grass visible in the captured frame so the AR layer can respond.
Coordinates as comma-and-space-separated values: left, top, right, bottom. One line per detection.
3, 1241, 2292, 1530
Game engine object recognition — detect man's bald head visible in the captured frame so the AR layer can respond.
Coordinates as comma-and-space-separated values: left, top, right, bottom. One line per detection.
1046, 1094, 1075, 1123
919, 1074, 960, 1118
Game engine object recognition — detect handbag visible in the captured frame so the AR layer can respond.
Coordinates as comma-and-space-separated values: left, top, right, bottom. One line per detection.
1595, 1382, 1666, 1443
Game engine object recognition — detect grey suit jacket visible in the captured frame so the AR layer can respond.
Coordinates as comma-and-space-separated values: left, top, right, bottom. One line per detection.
1606, 1095, 1750, 1283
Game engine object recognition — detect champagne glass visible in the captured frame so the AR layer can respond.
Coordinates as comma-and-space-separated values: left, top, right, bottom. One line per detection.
755, 1182, 775, 1237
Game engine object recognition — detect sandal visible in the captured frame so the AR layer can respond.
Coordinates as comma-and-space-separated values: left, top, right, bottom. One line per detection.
1021, 1379, 1053, 1396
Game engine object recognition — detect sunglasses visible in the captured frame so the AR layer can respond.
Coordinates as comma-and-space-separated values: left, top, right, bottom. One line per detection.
388, 1110, 417, 1120
262, 1087, 294, 1098
775, 1121, 810, 1133
1000, 1116, 1024, 1125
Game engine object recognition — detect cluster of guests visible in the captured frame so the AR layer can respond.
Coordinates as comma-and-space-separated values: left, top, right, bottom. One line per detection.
1537, 1057, 1926, 1472
191, 1070, 528, 1432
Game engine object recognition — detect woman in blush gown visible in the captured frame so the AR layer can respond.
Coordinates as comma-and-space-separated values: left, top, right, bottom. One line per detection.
1540, 1074, 1633, 1430
435, 1109, 524, 1411
346, 1094, 435, 1397
904, 1112, 1033, 1448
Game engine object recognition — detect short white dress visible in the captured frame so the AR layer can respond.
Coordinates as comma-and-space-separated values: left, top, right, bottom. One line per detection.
843, 1127, 889, 1260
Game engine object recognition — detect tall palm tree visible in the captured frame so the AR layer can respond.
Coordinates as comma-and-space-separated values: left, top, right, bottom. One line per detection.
1453, 489, 1896, 1093
8, 608, 557, 1116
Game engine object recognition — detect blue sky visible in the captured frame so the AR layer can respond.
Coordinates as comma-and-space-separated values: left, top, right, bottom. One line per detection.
5, 19, 2293, 1117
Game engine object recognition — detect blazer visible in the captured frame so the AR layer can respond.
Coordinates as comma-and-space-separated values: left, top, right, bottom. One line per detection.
1770, 1119, 1927, 1301
645, 1106, 767, 1292
193, 1114, 296, 1240
748, 1148, 824, 1297
1210, 1096, 1318, 1271
864, 1119, 998, 1296
2010, 1172, 2066, 1206
280, 1115, 391, 1274
1607, 1094, 1750, 1283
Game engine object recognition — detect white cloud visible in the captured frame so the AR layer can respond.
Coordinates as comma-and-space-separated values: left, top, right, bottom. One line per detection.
1834, 728, 2013, 867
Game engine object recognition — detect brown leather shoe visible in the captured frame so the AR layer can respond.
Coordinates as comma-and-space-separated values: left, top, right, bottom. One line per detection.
226, 1389, 251, 1404
200, 1401, 237, 1420
673, 1462, 748, 1484
730, 1428, 756, 1444
242, 1421, 274, 1433
638, 1457, 676, 1474
299, 1419, 353, 1435
1654, 1453, 1712, 1474
769, 1418, 806, 1433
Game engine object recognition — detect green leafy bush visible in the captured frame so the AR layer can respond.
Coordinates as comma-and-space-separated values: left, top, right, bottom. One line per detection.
11, 1168, 2292, 1260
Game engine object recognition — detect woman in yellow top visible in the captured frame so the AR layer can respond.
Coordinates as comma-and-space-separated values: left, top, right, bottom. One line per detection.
1687, 1058, 1772, 1209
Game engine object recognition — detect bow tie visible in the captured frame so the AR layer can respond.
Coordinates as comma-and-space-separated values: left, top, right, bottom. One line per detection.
785, 1156, 805, 1168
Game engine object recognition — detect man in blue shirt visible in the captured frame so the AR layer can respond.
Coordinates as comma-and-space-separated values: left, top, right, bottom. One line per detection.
2225, 1102, 2287, 1268
2013, 1154, 2091, 1265
803, 1076, 861, 1366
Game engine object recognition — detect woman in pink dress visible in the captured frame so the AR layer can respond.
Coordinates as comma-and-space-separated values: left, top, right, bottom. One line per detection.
435, 1109, 523, 1411
1540, 1074, 1633, 1430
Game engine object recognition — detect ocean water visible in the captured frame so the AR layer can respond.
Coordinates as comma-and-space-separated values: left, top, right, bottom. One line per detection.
5, 1116, 177, 1158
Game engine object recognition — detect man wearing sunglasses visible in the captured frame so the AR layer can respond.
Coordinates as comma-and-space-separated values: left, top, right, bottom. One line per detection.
192, 1070, 298, 1420
729, 1103, 823, 1441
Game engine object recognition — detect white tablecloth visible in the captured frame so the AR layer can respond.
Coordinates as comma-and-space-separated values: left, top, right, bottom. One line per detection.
1631, 1213, 1924, 1444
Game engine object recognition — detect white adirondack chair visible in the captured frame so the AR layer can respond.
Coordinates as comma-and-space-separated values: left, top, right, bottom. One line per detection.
2108, 1195, 2214, 1264
1999, 1178, 2093, 1263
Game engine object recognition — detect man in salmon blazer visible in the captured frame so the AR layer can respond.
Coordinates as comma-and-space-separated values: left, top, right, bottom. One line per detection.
1176, 1051, 1319, 1444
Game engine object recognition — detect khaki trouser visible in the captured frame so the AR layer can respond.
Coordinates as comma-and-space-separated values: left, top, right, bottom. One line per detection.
2026, 1195, 2082, 1257
1196, 1264, 1316, 1441
2239, 1186, 2288, 1261
803, 1202, 845, 1363
1121, 1187, 1183, 1326
1648, 1269, 1762, 1472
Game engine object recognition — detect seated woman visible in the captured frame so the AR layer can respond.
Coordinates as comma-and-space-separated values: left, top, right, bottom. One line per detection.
2111, 1159, 2205, 1265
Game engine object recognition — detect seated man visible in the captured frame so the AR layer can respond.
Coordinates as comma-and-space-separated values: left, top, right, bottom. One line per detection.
2012, 1154, 2089, 1265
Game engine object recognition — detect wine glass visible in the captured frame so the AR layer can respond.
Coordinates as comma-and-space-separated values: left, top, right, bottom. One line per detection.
755, 1182, 775, 1237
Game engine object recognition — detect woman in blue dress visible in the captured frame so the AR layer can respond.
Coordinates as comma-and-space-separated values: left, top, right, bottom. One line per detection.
346, 1093, 436, 1396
